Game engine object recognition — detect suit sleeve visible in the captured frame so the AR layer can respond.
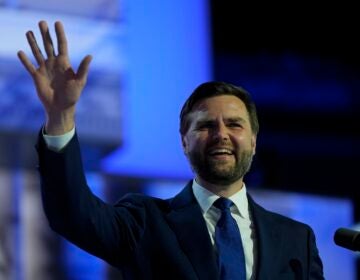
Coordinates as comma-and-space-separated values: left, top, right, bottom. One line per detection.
308, 227, 325, 279
35, 130, 144, 267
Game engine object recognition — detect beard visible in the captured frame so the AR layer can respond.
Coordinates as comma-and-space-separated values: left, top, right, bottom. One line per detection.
187, 148, 254, 186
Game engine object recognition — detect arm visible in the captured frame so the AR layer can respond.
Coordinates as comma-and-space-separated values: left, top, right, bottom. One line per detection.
308, 227, 325, 280
18, 21, 138, 266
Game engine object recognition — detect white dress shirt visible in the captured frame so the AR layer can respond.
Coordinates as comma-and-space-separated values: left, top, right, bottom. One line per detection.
42, 128, 257, 279
192, 180, 256, 280
42, 126, 75, 151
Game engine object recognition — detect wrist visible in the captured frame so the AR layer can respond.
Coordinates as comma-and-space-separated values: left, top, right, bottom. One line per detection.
45, 110, 75, 135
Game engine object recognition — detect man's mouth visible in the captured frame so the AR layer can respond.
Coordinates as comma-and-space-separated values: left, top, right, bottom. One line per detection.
207, 148, 234, 160
208, 148, 233, 155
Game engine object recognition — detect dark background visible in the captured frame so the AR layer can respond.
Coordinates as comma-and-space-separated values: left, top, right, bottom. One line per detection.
211, 3, 360, 66
210, 2, 359, 197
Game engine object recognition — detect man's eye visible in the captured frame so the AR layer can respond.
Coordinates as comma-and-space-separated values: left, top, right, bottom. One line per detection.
197, 125, 209, 129
197, 123, 213, 130
228, 123, 242, 127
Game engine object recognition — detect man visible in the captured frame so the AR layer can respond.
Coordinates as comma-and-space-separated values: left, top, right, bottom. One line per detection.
18, 20, 324, 279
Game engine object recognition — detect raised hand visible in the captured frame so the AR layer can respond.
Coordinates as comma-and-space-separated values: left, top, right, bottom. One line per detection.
17, 20, 92, 135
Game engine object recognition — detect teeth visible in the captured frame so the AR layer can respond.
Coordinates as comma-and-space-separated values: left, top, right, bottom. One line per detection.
209, 149, 233, 155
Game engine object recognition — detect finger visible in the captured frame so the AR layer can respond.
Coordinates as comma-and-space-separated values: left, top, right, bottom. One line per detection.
17, 50, 37, 75
26, 31, 45, 66
39, 20, 56, 58
76, 55, 92, 82
55, 21, 68, 56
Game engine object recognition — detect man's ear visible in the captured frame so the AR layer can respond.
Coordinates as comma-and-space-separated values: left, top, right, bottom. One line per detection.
181, 135, 188, 155
251, 134, 257, 156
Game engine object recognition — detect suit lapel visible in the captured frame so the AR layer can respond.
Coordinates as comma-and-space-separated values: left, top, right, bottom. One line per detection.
166, 182, 219, 280
166, 185, 286, 279
248, 195, 283, 279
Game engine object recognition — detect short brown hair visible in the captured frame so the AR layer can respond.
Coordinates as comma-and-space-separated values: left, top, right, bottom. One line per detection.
179, 81, 259, 135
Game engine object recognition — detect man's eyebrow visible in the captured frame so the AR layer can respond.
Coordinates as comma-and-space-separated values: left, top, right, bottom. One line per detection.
226, 117, 246, 123
195, 119, 215, 125
195, 117, 247, 124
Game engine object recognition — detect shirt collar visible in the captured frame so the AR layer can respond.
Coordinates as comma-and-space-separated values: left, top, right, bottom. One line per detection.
192, 179, 249, 219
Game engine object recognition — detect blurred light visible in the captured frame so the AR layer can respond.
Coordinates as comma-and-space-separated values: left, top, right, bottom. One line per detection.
143, 181, 187, 199
101, 0, 212, 179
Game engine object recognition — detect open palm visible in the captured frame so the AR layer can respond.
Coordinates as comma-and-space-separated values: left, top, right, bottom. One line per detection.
18, 20, 92, 134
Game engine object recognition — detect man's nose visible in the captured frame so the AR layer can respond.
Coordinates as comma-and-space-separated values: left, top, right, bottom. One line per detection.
212, 123, 229, 141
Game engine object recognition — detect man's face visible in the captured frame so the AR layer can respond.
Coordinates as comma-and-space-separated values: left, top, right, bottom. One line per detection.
181, 95, 256, 186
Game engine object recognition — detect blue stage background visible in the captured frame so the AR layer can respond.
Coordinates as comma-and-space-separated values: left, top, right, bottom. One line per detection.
0, 1, 358, 279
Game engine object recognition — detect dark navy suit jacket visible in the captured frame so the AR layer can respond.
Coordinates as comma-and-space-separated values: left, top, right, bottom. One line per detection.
36, 132, 324, 279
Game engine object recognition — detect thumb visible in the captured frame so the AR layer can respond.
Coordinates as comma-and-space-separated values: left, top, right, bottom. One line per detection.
76, 55, 92, 83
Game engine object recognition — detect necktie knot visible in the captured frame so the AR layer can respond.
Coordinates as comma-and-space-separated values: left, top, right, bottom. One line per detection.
214, 197, 233, 211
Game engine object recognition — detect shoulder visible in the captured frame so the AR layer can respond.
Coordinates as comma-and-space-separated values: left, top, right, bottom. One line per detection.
114, 193, 172, 213
248, 193, 313, 232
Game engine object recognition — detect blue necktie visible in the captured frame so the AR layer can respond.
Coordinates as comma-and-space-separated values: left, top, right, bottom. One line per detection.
214, 197, 246, 280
